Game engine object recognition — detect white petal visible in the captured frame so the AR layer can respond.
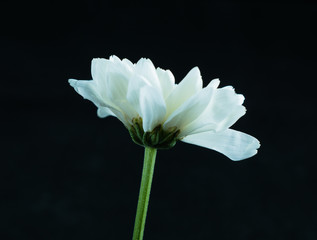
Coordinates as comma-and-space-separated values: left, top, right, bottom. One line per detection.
91, 57, 138, 122
108, 55, 134, 74
105, 74, 138, 124
126, 74, 150, 114
207, 86, 245, 132
165, 67, 203, 118
97, 107, 115, 118
68, 79, 105, 107
102, 70, 132, 105
183, 84, 246, 135
122, 58, 135, 69
163, 84, 215, 132
139, 86, 166, 132
135, 58, 161, 89
91, 58, 108, 87
115, 56, 134, 73
69, 79, 130, 125
91, 57, 133, 88
85, 57, 136, 125
181, 129, 260, 161
207, 78, 220, 88
97, 106, 129, 127
175, 79, 221, 137
156, 67, 175, 99
109, 55, 122, 63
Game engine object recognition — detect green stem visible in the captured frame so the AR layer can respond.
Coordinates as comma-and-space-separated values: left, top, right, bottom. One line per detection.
132, 147, 157, 240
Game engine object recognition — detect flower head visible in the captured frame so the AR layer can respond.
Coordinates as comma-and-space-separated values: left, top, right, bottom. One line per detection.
69, 55, 260, 160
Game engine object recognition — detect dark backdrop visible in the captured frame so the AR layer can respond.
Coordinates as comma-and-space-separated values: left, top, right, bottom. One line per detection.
1, 1, 316, 239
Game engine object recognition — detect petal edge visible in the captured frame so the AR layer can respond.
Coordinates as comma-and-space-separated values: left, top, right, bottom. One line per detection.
181, 129, 260, 161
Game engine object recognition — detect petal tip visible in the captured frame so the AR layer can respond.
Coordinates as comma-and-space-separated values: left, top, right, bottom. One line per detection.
208, 78, 220, 88
137, 57, 155, 67
68, 78, 77, 87
231, 136, 260, 161
91, 58, 103, 62
191, 66, 201, 75
109, 55, 121, 62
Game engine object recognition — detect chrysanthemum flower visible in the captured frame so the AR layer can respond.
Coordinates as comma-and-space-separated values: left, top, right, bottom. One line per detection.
69, 55, 261, 240
69, 55, 259, 160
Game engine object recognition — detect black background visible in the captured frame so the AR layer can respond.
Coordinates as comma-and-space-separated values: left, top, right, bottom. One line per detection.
1, 1, 316, 239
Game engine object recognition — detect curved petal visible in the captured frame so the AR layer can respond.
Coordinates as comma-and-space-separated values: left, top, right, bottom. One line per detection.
109, 55, 135, 73
163, 83, 215, 132
91, 58, 108, 87
68, 79, 105, 107
206, 86, 245, 132
165, 66, 203, 118
122, 58, 135, 69
139, 86, 166, 132
98, 106, 129, 127
156, 67, 175, 99
109, 55, 123, 63
69, 79, 129, 125
135, 58, 161, 90
91, 57, 138, 122
126, 74, 150, 114
207, 78, 220, 88
97, 107, 115, 118
182, 84, 246, 135
181, 129, 260, 161
91, 57, 133, 89
177, 79, 220, 137
102, 70, 134, 117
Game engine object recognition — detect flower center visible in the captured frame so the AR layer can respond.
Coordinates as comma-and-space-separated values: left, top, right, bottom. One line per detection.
128, 117, 180, 149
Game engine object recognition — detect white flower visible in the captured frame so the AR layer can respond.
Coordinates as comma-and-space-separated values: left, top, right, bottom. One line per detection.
69, 55, 260, 160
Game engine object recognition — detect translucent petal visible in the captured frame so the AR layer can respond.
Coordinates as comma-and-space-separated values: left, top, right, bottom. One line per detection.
91, 57, 133, 88
139, 86, 166, 132
97, 107, 115, 118
207, 78, 220, 88
135, 58, 161, 90
98, 106, 129, 126
109, 55, 122, 63
68, 79, 105, 107
122, 58, 135, 69
69, 79, 130, 125
91, 58, 108, 87
205, 86, 245, 132
156, 67, 175, 99
176, 79, 221, 137
103, 69, 132, 103
181, 84, 246, 136
109, 55, 134, 74
181, 129, 260, 161
165, 67, 203, 118
126, 74, 150, 115
103, 74, 136, 123
91, 57, 138, 122
163, 84, 215, 131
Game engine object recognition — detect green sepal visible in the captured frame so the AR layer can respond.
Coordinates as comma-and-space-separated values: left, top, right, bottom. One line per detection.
156, 127, 180, 149
143, 125, 161, 147
128, 117, 180, 150
128, 127, 144, 147
128, 117, 144, 147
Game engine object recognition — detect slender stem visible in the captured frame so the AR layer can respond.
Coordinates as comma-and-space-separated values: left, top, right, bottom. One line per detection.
132, 147, 157, 240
